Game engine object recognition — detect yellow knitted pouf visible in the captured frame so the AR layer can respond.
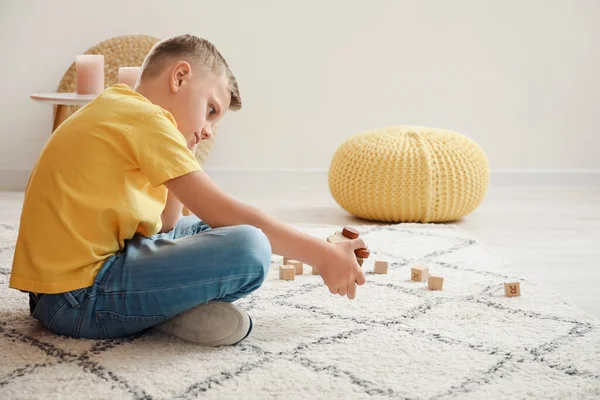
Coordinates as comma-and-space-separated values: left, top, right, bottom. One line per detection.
328, 126, 489, 223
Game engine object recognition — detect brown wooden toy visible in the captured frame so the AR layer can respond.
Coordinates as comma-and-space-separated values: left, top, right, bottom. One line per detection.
327, 226, 370, 267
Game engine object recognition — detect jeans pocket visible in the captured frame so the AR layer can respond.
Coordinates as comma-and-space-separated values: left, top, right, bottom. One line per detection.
96, 311, 166, 339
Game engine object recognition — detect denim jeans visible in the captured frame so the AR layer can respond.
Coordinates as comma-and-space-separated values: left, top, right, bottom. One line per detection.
29, 216, 271, 339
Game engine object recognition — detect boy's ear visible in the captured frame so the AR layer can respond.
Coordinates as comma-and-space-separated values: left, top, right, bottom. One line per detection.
170, 61, 192, 93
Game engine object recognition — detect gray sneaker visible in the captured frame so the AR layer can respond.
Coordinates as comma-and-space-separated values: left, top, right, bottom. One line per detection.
154, 301, 252, 346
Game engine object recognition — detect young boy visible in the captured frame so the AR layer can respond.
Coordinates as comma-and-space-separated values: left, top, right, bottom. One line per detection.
10, 34, 367, 346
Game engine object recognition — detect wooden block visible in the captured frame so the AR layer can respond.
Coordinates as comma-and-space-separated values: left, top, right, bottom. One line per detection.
374, 260, 388, 274
283, 256, 291, 265
311, 266, 320, 275
428, 276, 444, 290
288, 260, 304, 275
504, 282, 521, 297
411, 265, 429, 282
279, 265, 295, 280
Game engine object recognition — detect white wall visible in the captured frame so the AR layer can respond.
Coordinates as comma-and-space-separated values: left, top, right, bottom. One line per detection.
1, 0, 599, 189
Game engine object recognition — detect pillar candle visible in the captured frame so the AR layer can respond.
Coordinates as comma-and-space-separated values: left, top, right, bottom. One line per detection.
76, 54, 104, 94
118, 66, 142, 88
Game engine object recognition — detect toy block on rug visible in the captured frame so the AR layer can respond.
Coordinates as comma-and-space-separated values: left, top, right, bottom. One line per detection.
286, 260, 304, 275
279, 265, 295, 280
411, 265, 429, 282
428, 276, 444, 291
373, 260, 388, 274
504, 282, 521, 297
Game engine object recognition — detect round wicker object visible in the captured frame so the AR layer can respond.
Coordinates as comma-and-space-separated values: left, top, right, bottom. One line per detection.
328, 126, 490, 223
54, 34, 216, 165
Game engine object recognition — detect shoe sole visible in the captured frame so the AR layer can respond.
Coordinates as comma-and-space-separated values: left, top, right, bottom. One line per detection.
155, 302, 251, 346
233, 316, 253, 345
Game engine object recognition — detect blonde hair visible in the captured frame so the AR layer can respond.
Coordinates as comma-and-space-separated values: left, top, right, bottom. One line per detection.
140, 34, 241, 111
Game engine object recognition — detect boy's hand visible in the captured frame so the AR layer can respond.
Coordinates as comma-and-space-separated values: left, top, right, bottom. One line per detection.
316, 238, 367, 300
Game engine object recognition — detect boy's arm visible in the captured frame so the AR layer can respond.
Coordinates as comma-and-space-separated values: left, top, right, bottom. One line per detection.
165, 171, 367, 299
159, 143, 198, 233
159, 190, 184, 233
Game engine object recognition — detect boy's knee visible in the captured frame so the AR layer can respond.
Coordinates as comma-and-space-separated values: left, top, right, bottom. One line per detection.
230, 225, 271, 279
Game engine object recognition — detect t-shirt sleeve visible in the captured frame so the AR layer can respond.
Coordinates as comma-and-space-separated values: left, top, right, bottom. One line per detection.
125, 112, 201, 187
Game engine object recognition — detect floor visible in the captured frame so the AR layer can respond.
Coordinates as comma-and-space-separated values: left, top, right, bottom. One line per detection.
1, 185, 599, 318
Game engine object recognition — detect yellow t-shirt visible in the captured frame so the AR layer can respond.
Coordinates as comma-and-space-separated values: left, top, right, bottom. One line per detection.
9, 84, 201, 294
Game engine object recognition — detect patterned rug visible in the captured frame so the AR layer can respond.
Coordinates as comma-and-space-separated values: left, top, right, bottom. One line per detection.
0, 222, 599, 399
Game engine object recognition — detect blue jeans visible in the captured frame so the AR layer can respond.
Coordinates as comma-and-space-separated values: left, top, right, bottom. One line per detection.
29, 216, 271, 339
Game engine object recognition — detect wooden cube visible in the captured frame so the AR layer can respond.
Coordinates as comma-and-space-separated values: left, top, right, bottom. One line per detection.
504, 282, 521, 297
374, 260, 388, 274
287, 260, 304, 275
311, 266, 320, 275
283, 256, 291, 265
279, 265, 295, 280
411, 265, 429, 282
428, 276, 444, 291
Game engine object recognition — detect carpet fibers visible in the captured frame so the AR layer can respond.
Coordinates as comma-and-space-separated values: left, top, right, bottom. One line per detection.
0, 222, 599, 399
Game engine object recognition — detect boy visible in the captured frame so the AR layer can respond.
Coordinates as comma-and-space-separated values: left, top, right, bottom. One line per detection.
10, 34, 367, 346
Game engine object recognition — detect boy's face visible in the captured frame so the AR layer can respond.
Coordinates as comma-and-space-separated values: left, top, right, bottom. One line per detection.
167, 62, 231, 148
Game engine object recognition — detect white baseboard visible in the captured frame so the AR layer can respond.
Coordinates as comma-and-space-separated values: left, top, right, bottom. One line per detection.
204, 168, 600, 201
205, 168, 600, 188
1, 168, 598, 193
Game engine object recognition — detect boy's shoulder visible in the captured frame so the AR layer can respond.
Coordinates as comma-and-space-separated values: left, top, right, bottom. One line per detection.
84, 84, 174, 129
99, 84, 162, 114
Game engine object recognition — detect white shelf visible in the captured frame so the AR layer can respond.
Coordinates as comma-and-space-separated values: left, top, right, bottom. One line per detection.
30, 93, 97, 106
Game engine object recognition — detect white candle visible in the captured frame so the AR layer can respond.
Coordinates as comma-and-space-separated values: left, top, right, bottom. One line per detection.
76, 54, 104, 94
118, 66, 142, 88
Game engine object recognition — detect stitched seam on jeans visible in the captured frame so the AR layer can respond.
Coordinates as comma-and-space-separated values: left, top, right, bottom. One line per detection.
96, 255, 118, 292
97, 274, 265, 295
98, 311, 166, 322
95, 311, 166, 339
46, 302, 69, 331
73, 294, 91, 338
30, 294, 46, 316
96, 312, 107, 339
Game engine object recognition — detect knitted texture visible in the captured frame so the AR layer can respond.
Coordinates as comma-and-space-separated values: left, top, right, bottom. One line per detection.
328, 126, 489, 223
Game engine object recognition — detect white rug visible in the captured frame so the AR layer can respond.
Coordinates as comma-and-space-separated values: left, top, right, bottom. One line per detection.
0, 222, 599, 399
